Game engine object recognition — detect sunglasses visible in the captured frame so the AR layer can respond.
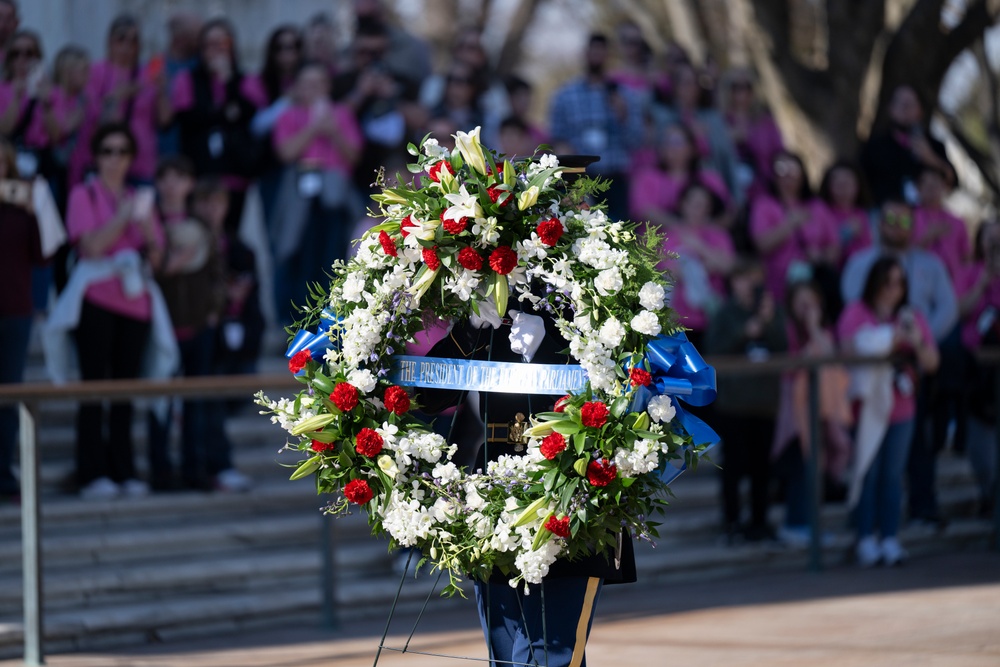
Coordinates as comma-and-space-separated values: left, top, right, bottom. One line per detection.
98, 146, 133, 157
8, 48, 38, 60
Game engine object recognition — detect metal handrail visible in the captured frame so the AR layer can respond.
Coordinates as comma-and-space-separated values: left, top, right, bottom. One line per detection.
5, 352, 998, 665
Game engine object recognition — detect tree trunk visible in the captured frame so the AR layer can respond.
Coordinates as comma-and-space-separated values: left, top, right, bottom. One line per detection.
494, 0, 545, 79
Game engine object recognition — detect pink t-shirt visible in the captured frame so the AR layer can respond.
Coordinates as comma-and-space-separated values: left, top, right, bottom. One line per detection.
662, 223, 734, 332
273, 102, 362, 174
954, 263, 1000, 350
67, 181, 165, 321
629, 167, 730, 222
86, 61, 159, 181
836, 301, 934, 424
170, 69, 268, 113
821, 204, 872, 266
913, 206, 969, 283
750, 196, 839, 302
24, 88, 97, 187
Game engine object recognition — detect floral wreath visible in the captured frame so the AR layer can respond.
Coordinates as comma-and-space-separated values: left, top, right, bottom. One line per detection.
256, 127, 717, 595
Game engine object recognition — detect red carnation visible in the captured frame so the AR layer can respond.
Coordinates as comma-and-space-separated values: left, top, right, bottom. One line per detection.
344, 478, 374, 505
629, 367, 652, 387
378, 230, 398, 257
288, 349, 312, 374
310, 439, 334, 453
355, 428, 384, 457
544, 515, 571, 538
580, 401, 609, 428
428, 160, 454, 182
422, 246, 441, 270
441, 210, 468, 234
384, 385, 411, 415
553, 395, 571, 413
400, 215, 415, 238
586, 459, 618, 487
457, 247, 483, 271
489, 246, 518, 275
330, 382, 359, 412
486, 184, 511, 206
540, 432, 567, 460
536, 218, 564, 247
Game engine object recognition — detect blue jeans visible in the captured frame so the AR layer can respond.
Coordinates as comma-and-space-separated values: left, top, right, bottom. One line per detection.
475, 576, 602, 667
0, 316, 32, 494
857, 419, 915, 539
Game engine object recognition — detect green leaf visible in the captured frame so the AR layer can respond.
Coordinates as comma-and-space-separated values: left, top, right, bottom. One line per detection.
311, 374, 335, 395
609, 396, 630, 419
573, 457, 589, 477
573, 432, 587, 455
289, 456, 320, 481
553, 422, 581, 436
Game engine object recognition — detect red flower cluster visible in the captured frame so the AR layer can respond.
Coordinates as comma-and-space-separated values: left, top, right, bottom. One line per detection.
486, 184, 510, 206
384, 385, 411, 415
629, 367, 652, 387
489, 246, 517, 275
540, 432, 567, 460
310, 439, 334, 453
441, 211, 468, 234
344, 478, 374, 505
355, 428, 384, 457
422, 246, 441, 270
288, 349, 311, 374
378, 230, 397, 257
330, 382, 359, 412
428, 160, 454, 182
580, 401, 609, 428
586, 459, 618, 487
536, 218, 563, 247
544, 515, 571, 538
400, 215, 414, 238
553, 395, 571, 413
457, 247, 483, 271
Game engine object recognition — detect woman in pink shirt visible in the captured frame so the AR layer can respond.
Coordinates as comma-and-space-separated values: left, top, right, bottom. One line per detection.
0, 31, 43, 175
750, 151, 839, 304
817, 160, 873, 267
660, 182, 734, 346
26, 45, 92, 206
913, 165, 969, 283
66, 123, 165, 500
837, 257, 939, 567
630, 122, 730, 230
85, 16, 159, 183
720, 68, 784, 203
164, 18, 267, 234
272, 61, 362, 323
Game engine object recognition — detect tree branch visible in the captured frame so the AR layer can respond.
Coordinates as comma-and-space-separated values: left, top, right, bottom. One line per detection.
494, 0, 545, 78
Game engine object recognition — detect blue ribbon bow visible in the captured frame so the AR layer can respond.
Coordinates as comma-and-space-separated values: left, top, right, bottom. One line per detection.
632, 332, 720, 483
285, 310, 342, 372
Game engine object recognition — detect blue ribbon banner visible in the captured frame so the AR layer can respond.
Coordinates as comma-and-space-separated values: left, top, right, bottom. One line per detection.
285, 319, 720, 479
388, 356, 588, 396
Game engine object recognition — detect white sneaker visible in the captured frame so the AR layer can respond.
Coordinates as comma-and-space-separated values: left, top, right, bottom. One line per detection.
120, 479, 150, 499
80, 477, 120, 501
214, 468, 253, 493
881, 537, 908, 566
856, 536, 881, 568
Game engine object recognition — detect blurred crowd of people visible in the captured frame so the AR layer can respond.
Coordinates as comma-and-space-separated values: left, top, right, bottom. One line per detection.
0, 0, 994, 567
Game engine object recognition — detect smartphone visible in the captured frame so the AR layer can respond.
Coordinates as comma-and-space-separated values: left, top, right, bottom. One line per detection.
132, 187, 155, 221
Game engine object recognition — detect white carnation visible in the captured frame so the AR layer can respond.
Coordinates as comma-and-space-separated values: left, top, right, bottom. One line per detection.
639, 282, 666, 311
597, 317, 626, 347
594, 267, 623, 297
341, 272, 367, 303
347, 368, 377, 394
432, 461, 461, 483
647, 395, 677, 424
630, 310, 662, 336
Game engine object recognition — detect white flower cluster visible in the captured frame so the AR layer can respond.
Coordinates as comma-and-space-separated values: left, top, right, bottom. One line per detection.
647, 395, 677, 424
613, 438, 661, 477
340, 307, 390, 368
381, 487, 436, 547
514, 533, 563, 586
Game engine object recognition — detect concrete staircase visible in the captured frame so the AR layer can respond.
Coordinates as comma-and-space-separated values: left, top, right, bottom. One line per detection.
0, 341, 993, 659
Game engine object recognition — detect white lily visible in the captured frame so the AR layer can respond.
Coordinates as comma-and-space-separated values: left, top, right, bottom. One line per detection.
443, 184, 483, 222
454, 126, 487, 175
517, 185, 540, 211
408, 266, 439, 305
